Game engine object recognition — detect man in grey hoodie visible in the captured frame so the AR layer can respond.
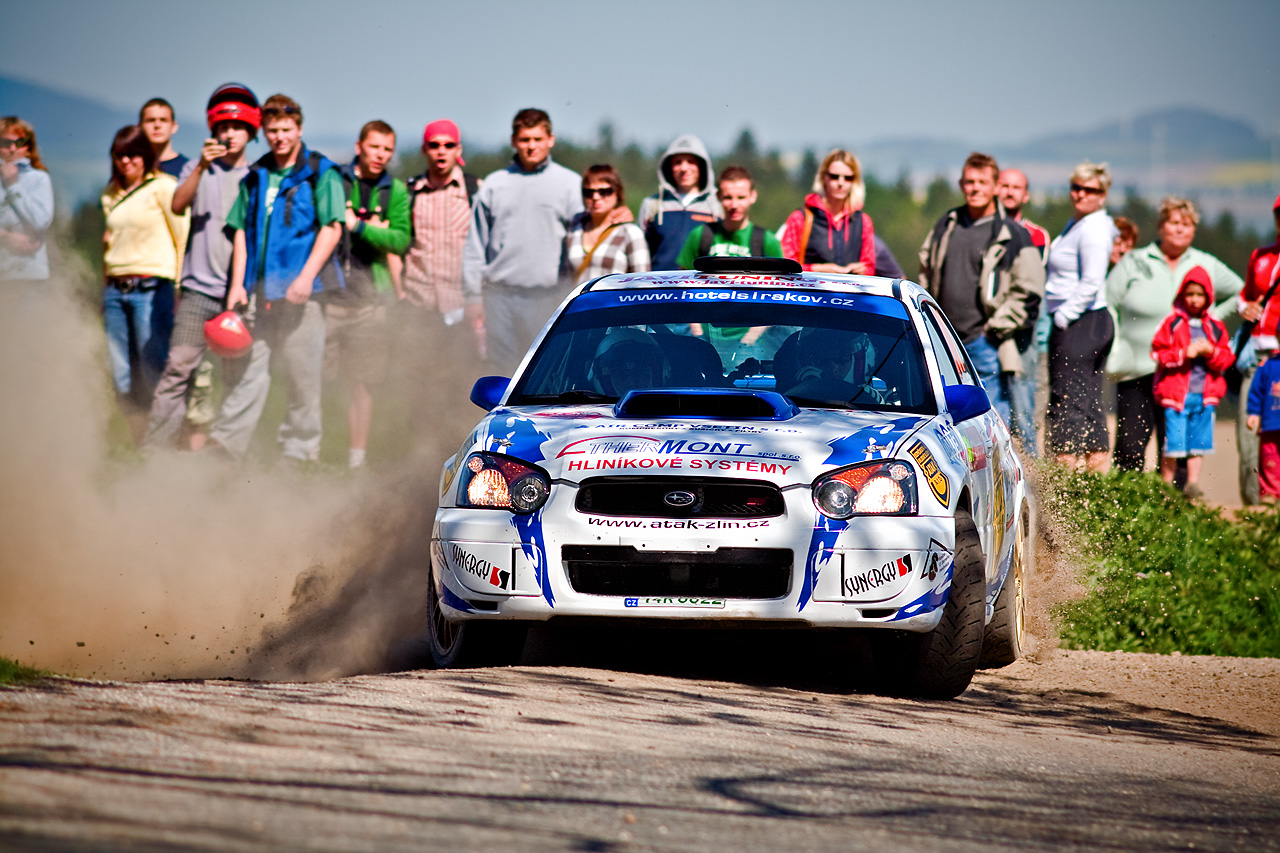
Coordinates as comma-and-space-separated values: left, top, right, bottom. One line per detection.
463, 108, 583, 374
638, 135, 722, 271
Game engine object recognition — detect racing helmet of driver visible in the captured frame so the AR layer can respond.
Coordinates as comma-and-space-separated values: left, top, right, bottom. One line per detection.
792, 327, 876, 385
591, 328, 667, 396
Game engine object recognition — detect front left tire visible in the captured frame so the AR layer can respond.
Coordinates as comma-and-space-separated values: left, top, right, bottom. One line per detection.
426, 554, 528, 669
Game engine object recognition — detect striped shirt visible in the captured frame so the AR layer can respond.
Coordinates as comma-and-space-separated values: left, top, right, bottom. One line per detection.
563, 215, 650, 285
404, 166, 472, 317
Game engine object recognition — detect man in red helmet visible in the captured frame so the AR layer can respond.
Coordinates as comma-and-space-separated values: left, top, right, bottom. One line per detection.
143, 83, 260, 451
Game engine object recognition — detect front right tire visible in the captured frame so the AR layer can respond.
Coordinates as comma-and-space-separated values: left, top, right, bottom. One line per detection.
426, 554, 528, 669
876, 507, 986, 699
979, 507, 1027, 668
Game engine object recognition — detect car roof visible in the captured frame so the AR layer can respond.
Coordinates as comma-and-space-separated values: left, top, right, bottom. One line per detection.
583, 269, 927, 303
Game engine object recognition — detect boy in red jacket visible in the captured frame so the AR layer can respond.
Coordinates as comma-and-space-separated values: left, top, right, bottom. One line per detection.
1150, 265, 1235, 497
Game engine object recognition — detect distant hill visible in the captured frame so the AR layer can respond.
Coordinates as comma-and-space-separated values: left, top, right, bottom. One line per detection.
1007, 107, 1269, 168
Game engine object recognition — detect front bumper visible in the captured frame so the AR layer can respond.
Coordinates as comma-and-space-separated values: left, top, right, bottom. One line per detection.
431, 487, 956, 633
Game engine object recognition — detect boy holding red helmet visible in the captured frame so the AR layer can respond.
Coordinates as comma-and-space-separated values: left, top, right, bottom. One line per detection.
143, 83, 260, 451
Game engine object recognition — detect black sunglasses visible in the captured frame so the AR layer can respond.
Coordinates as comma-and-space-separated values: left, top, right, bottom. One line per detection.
825, 172, 855, 182
427, 141, 458, 150
1070, 183, 1105, 195
0, 139, 23, 150
261, 106, 300, 117
582, 186, 616, 198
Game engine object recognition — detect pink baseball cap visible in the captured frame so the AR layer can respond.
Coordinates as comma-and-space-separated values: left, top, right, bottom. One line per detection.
423, 119, 464, 166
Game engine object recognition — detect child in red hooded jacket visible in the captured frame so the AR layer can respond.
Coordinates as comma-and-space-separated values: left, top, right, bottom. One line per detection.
1150, 265, 1235, 497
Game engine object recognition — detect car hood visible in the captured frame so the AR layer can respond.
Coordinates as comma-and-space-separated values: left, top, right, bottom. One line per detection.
473, 405, 935, 486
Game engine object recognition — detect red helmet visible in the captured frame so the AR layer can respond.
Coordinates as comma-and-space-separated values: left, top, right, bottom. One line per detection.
204, 311, 253, 358
206, 83, 260, 132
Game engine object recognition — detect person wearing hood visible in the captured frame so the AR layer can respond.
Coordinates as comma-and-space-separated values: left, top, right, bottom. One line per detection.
779, 149, 876, 274
0, 116, 53, 283
638, 134, 722, 270
1150, 265, 1234, 498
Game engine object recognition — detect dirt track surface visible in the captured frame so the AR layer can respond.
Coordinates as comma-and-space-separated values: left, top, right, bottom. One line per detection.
2, 645, 1279, 853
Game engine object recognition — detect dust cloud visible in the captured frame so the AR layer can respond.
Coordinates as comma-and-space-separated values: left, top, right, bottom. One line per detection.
0, 269, 472, 682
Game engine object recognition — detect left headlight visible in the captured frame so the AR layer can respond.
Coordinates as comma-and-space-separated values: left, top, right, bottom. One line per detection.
812, 460, 917, 519
457, 452, 551, 514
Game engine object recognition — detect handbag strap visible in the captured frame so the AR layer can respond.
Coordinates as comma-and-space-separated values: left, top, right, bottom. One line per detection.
575, 222, 619, 280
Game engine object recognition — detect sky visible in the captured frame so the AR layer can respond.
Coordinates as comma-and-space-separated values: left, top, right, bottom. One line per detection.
4, 0, 1278, 152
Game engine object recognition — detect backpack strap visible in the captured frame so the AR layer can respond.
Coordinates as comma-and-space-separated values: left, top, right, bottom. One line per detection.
282, 150, 328, 229
847, 210, 864, 267
698, 222, 716, 257
797, 208, 815, 265
464, 173, 479, 206
749, 223, 765, 256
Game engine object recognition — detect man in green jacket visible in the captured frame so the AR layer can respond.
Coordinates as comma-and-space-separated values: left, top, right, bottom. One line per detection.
327, 119, 411, 468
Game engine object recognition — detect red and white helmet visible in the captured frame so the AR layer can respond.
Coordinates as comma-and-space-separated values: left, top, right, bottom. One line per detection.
206, 83, 260, 132
204, 310, 253, 358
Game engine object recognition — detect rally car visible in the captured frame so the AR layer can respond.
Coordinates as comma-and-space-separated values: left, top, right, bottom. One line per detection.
428, 257, 1030, 698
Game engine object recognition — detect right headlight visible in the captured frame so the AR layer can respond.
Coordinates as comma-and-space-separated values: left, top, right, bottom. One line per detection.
457, 452, 551, 514
812, 460, 918, 519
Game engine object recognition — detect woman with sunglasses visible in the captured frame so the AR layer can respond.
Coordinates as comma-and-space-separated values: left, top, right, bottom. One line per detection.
0, 117, 54, 283
1044, 161, 1117, 471
100, 125, 189, 441
779, 149, 875, 274
563, 165, 649, 285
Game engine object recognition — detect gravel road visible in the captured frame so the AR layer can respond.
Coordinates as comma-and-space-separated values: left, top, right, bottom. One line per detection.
2, 638, 1278, 852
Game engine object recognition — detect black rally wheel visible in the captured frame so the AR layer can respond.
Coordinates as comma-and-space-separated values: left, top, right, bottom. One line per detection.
979, 507, 1027, 668
893, 507, 987, 699
426, 552, 528, 669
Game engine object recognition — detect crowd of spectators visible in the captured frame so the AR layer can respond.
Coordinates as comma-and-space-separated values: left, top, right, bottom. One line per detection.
4, 93, 1279, 501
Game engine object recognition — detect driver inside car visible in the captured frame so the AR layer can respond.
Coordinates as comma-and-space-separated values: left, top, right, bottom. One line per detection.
785, 328, 879, 403
591, 329, 668, 397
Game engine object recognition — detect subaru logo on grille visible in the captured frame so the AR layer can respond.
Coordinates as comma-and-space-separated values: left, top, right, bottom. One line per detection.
663, 490, 696, 508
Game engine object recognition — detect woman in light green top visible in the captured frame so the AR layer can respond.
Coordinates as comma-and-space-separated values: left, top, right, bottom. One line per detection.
1106, 197, 1242, 472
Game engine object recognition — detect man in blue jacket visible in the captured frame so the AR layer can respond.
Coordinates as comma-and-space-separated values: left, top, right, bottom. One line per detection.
209, 93, 345, 463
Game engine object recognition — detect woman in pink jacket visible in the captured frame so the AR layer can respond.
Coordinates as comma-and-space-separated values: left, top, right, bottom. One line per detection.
780, 149, 875, 275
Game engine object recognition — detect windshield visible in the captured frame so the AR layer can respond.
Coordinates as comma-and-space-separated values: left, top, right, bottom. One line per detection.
508, 287, 935, 414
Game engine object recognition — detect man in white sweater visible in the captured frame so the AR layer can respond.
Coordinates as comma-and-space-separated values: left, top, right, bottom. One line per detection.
462, 108, 583, 375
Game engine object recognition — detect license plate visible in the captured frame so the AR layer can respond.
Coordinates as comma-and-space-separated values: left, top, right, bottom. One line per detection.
623, 597, 725, 608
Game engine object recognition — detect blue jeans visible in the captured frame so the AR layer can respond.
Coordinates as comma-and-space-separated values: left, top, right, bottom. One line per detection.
1007, 328, 1038, 455
963, 334, 1010, 427
102, 279, 174, 407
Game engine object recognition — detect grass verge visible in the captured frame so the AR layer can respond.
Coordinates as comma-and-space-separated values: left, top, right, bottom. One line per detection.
0, 657, 47, 685
1040, 469, 1280, 658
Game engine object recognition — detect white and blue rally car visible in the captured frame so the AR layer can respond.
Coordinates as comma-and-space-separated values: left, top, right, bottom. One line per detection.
429, 257, 1030, 698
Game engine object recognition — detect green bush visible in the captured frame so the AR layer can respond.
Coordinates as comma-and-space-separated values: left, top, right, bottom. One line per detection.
0, 657, 46, 685
1042, 470, 1280, 658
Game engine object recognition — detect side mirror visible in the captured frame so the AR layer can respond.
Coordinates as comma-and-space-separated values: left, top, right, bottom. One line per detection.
470, 376, 510, 411
944, 383, 991, 423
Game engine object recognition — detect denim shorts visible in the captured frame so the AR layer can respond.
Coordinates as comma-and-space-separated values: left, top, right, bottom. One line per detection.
1163, 393, 1215, 457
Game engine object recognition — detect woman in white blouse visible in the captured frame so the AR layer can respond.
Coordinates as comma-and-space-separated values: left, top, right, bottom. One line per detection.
1044, 161, 1118, 471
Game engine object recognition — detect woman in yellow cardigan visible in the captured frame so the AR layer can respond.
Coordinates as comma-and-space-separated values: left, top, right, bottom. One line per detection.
101, 125, 188, 439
